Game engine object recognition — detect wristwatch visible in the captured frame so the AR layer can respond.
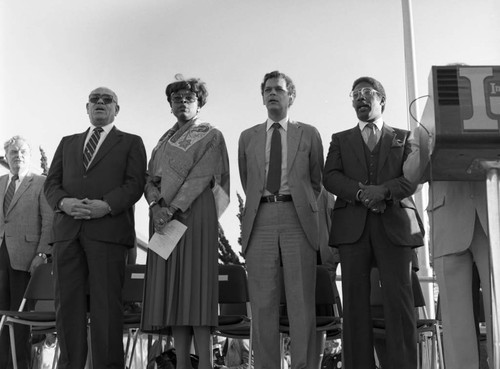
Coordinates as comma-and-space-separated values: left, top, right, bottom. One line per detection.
37, 253, 48, 260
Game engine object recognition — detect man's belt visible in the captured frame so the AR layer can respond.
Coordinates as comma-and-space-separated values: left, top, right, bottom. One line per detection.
260, 194, 293, 203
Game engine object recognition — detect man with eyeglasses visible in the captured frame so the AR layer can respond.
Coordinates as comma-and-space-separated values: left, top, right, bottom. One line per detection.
323, 77, 424, 369
238, 71, 324, 369
44, 87, 147, 369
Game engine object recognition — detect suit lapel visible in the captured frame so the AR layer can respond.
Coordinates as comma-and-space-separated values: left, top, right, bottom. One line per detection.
348, 126, 367, 167
6, 173, 34, 214
78, 129, 89, 169
253, 123, 267, 181
377, 124, 395, 175
0, 175, 8, 216
86, 126, 122, 171
287, 121, 302, 171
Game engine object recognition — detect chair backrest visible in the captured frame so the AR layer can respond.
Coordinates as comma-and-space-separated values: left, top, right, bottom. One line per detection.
122, 264, 146, 303
218, 264, 250, 316
315, 266, 337, 316
315, 266, 336, 305
218, 264, 249, 304
24, 263, 55, 302
279, 265, 338, 317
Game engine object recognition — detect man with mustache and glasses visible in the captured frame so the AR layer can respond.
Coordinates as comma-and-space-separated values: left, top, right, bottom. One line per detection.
323, 77, 424, 369
238, 71, 324, 369
44, 87, 147, 369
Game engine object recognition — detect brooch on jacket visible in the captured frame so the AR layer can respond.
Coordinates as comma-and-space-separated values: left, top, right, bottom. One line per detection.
391, 136, 404, 147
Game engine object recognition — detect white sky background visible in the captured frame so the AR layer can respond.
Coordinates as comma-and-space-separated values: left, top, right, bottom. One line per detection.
1, 0, 499, 262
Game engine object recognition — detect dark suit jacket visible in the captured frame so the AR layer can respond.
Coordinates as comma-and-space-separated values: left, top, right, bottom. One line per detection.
323, 123, 424, 247
44, 126, 147, 247
238, 120, 324, 253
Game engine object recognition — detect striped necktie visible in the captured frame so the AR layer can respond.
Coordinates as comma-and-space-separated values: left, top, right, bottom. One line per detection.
266, 122, 282, 194
83, 127, 103, 168
3, 174, 18, 215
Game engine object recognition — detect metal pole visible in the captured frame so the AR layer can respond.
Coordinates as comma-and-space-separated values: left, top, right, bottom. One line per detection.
484, 163, 500, 369
401, 0, 435, 319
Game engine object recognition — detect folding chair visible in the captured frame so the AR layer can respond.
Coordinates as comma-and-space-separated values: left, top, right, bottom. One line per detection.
122, 264, 146, 369
0, 263, 57, 369
371, 268, 444, 369
215, 264, 253, 369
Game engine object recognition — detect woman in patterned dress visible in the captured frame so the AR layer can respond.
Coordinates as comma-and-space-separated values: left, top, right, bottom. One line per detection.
142, 76, 230, 369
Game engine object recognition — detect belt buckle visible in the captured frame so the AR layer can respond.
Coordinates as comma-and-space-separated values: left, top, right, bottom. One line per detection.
270, 195, 278, 203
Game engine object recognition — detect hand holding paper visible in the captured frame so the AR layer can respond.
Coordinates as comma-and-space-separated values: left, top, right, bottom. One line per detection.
147, 220, 187, 260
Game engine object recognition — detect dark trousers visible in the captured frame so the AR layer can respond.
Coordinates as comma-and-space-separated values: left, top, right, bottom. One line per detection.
53, 235, 127, 369
0, 241, 32, 369
339, 213, 416, 369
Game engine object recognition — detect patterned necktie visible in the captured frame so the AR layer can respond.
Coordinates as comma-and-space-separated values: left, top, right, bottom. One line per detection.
83, 127, 104, 168
365, 123, 377, 151
3, 174, 18, 215
266, 122, 282, 194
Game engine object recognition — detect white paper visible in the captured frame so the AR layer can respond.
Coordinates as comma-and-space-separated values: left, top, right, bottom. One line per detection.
147, 220, 187, 260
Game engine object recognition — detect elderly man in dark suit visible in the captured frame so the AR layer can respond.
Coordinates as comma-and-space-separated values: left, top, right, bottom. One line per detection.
238, 71, 323, 369
323, 77, 424, 369
0, 136, 53, 369
44, 87, 147, 369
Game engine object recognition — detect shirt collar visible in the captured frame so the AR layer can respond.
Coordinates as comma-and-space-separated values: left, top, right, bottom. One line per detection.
90, 122, 114, 134
9, 168, 28, 182
358, 117, 384, 131
266, 117, 289, 132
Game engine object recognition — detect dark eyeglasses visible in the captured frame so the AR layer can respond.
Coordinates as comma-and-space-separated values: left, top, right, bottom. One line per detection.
171, 93, 197, 104
349, 87, 381, 100
89, 94, 116, 104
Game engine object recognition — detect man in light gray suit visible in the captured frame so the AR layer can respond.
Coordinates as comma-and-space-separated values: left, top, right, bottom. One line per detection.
0, 136, 53, 369
238, 71, 324, 369
404, 125, 492, 369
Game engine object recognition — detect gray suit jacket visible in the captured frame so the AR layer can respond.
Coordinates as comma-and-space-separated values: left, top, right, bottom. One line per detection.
403, 125, 487, 257
427, 181, 487, 258
238, 120, 324, 253
0, 172, 53, 271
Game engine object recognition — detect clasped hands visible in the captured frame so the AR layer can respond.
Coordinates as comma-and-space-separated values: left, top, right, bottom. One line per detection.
151, 205, 175, 233
60, 198, 111, 220
358, 183, 388, 213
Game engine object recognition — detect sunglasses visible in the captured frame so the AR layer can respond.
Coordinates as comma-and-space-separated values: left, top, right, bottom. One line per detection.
89, 94, 116, 104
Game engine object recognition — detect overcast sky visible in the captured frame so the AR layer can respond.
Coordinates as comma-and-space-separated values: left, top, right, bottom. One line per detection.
1, 0, 499, 261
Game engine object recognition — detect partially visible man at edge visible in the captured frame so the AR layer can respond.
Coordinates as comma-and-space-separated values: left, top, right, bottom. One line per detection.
0, 136, 53, 369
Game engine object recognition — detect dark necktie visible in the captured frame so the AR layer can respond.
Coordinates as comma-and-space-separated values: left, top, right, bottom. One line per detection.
83, 127, 103, 168
365, 123, 377, 151
266, 122, 282, 194
3, 174, 18, 215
